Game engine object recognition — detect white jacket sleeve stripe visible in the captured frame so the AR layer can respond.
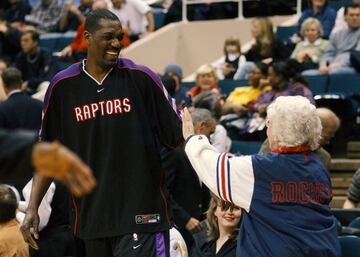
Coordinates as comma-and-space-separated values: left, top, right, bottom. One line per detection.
227, 156, 234, 203
216, 153, 222, 199
185, 136, 255, 211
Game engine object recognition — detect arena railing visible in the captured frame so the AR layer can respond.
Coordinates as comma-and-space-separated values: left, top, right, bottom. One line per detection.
181, 0, 302, 22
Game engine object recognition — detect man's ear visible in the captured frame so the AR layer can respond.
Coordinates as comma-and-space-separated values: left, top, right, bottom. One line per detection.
84, 30, 91, 44
197, 121, 206, 134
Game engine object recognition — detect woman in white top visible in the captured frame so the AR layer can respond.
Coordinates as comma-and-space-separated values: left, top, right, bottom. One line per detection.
291, 17, 329, 72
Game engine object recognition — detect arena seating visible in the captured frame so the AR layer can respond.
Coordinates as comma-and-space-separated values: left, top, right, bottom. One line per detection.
338, 236, 360, 257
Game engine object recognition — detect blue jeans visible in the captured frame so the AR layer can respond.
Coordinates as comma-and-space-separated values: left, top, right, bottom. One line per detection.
302, 66, 357, 75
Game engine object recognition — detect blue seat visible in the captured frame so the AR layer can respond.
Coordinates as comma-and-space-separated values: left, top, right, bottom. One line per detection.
152, 8, 166, 30
338, 236, 360, 257
40, 33, 75, 53
349, 217, 360, 229
181, 82, 194, 90
230, 140, 263, 155
219, 79, 248, 97
314, 93, 357, 122
332, 208, 360, 226
276, 26, 297, 44
328, 0, 352, 11
303, 75, 328, 95
328, 74, 360, 94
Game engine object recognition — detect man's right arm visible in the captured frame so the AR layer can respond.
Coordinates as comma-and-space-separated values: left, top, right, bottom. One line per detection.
20, 174, 52, 249
320, 32, 338, 67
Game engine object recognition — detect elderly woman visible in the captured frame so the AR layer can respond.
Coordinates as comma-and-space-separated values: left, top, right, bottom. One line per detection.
182, 96, 341, 257
296, 0, 336, 40
291, 18, 329, 72
189, 64, 221, 99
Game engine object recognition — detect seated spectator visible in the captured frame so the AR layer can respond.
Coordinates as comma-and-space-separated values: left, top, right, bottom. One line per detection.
14, 29, 59, 96
304, 3, 360, 75
24, 0, 65, 33
294, 0, 336, 42
0, 184, 29, 257
0, 67, 42, 130
57, 0, 111, 62
191, 196, 241, 257
343, 168, 360, 209
108, 0, 154, 42
5, 0, 32, 30
245, 18, 290, 64
0, 10, 21, 62
164, 108, 214, 250
191, 93, 231, 153
221, 61, 314, 140
331, 0, 360, 35
164, 63, 191, 109
0, 59, 8, 102
221, 62, 270, 115
189, 64, 220, 99
214, 36, 246, 80
182, 96, 341, 257
290, 17, 329, 72
58, 0, 92, 32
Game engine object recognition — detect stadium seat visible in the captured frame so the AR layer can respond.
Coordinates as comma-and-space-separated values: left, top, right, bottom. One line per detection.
275, 25, 297, 44
314, 94, 357, 123
331, 208, 360, 226
303, 75, 328, 95
181, 82, 195, 90
219, 79, 248, 97
328, 74, 360, 95
152, 8, 166, 30
338, 236, 360, 257
328, 0, 352, 11
349, 217, 360, 229
230, 140, 263, 155
40, 32, 76, 53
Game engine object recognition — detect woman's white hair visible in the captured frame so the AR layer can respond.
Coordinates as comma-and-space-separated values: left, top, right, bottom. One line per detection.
267, 96, 322, 150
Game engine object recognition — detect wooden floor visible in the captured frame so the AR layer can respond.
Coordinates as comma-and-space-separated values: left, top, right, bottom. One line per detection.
330, 158, 360, 208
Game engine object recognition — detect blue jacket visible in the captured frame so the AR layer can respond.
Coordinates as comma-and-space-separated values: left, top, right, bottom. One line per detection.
298, 6, 336, 39
185, 136, 341, 257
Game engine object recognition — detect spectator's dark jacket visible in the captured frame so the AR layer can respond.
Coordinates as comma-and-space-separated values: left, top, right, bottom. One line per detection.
14, 47, 59, 93
348, 169, 360, 204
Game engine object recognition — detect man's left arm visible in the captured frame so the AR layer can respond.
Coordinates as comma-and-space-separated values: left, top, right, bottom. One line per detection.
145, 72, 182, 148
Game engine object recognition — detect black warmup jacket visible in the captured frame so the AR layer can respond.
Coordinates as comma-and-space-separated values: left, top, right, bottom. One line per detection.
41, 58, 182, 239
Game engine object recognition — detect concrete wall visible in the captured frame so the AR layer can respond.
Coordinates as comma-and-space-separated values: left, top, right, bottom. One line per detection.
121, 16, 294, 77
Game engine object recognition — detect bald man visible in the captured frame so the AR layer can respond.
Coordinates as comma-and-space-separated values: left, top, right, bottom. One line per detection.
259, 107, 340, 170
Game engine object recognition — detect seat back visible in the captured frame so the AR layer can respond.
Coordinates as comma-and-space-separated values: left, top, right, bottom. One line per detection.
328, 74, 360, 95
230, 140, 263, 155
349, 217, 360, 229
338, 236, 360, 257
304, 75, 329, 96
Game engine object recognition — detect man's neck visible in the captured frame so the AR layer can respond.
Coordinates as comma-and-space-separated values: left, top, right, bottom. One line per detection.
84, 59, 114, 82
348, 26, 360, 32
7, 89, 22, 97
27, 47, 38, 57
